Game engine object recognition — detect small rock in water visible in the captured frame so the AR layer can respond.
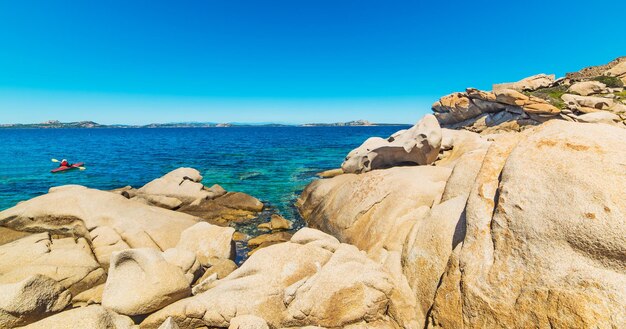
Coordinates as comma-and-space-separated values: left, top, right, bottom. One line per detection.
257, 214, 293, 231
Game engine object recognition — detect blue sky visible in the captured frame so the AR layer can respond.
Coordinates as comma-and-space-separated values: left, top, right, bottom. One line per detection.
1, 0, 625, 124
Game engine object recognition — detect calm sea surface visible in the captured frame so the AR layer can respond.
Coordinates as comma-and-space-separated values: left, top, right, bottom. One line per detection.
0, 126, 408, 217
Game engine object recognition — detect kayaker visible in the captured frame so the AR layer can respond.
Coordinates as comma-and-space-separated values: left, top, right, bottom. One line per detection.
59, 159, 71, 167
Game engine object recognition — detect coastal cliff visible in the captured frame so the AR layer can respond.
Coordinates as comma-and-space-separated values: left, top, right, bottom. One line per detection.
0, 58, 625, 328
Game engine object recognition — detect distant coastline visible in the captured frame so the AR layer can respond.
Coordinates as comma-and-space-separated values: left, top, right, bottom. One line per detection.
0, 119, 410, 129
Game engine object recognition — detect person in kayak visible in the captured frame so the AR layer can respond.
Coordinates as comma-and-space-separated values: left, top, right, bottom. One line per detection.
59, 159, 72, 167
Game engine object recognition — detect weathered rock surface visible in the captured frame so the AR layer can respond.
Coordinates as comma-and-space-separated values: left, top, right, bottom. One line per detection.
102, 248, 191, 316
0, 186, 198, 268
492, 73, 555, 92
568, 80, 607, 96
141, 230, 413, 329
20, 305, 134, 329
162, 248, 203, 284
0, 275, 71, 328
427, 121, 626, 327
176, 222, 236, 265
72, 283, 104, 307
341, 114, 442, 173
228, 315, 269, 329
0, 233, 105, 296
298, 166, 451, 256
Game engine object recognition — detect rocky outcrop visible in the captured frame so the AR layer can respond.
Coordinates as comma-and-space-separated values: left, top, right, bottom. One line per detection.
432, 57, 626, 133
429, 120, 626, 327
175, 222, 236, 265
341, 114, 442, 173
0, 186, 198, 268
141, 229, 415, 328
299, 117, 626, 328
102, 248, 192, 316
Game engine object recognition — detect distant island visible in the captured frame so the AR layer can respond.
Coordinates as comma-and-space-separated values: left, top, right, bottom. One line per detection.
0, 119, 409, 129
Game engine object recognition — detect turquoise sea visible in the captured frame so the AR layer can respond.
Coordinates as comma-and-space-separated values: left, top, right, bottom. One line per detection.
0, 126, 408, 219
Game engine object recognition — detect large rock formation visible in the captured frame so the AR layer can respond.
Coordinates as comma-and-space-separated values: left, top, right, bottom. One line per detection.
427, 121, 626, 328
341, 114, 442, 173
140, 229, 416, 329
298, 118, 626, 328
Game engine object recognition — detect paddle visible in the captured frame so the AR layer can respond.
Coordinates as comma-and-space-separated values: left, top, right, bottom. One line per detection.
51, 158, 86, 170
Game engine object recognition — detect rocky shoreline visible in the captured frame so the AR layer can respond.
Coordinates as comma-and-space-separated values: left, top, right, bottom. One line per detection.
1, 57, 625, 328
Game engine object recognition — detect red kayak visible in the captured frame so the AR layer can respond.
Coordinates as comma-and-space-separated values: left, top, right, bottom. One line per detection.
51, 162, 85, 173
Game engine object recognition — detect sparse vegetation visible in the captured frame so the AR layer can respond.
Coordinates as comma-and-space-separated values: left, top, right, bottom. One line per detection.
592, 75, 624, 88
524, 85, 568, 109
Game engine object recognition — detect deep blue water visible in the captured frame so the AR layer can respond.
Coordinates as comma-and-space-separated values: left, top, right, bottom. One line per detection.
0, 127, 407, 219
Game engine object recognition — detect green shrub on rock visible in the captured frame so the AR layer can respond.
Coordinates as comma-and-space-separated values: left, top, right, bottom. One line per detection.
592, 75, 624, 88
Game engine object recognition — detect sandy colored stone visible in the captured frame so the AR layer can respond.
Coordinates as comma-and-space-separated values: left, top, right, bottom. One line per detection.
72, 283, 104, 307
138, 167, 220, 203
492, 73, 555, 92
258, 214, 293, 231
315, 168, 343, 178
163, 248, 202, 284
102, 248, 191, 316
20, 305, 134, 329
568, 80, 607, 96
196, 257, 238, 282
229, 315, 269, 329
140, 242, 333, 329
176, 222, 236, 265
0, 274, 71, 328
290, 228, 340, 253
247, 231, 293, 248
0, 227, 31, 246
158, 317, 180, 329
297, 166, 450, 256
0, 233, 105, 296
132, 194, 183, 210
